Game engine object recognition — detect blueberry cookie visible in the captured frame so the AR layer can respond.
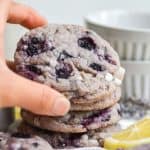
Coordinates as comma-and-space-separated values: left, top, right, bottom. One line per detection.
18, 121, 121, 149
71, 87, 121, 111
15, 24, 124, 103
0, 132, 52, 150
21, 104, 121, 133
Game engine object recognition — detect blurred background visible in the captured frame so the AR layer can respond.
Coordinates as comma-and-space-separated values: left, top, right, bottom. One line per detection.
5, 0, 150, 59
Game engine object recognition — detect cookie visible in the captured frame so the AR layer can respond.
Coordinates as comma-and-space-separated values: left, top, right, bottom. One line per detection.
18, 121, 121, 149
0, 132, 52, 150
21, 104, 121, 133
71, 87, 121, 111
15, 24, 124, 102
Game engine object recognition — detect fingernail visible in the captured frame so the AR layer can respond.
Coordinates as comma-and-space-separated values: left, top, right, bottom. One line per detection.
51, 96, 70, 116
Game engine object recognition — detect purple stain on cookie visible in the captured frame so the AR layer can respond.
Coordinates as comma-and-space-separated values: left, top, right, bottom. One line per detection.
56, 63, 73, 79
105, 54, 117, 65
81, 108, 110, 127
58, 50, 73, 61
16, 65, 39, 80
89, 63, 106, 72
19, 71, 37, 80
78, 37, 96, 50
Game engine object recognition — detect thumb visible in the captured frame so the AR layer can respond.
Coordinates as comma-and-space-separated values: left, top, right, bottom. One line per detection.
0, 69, 70, 116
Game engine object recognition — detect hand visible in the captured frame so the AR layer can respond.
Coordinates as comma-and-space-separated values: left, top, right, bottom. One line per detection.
0, 0, 70, 116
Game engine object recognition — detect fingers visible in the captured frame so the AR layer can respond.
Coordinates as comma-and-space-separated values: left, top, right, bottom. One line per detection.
0, 0, 11, 58
0, 0, 48, 58
0, 0, 10, 33
0, 1, 66, 116
8, 1, 48, 29
0, 70, 70, 116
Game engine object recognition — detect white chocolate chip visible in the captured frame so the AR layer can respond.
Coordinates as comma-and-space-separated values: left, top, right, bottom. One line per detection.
81, 134, 89, 141
11, 143, 21, 149
120, 67, 126, 75
105, 73, 113, 82
49, 58, 57, 67
114, 78, 122, 86
23, 45, 28, 50
76, 75, 83, 80
88, 139, 99, 146
115, 67, 125, 80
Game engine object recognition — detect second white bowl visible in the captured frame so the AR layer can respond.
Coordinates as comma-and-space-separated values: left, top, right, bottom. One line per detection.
121, 61, 150, 105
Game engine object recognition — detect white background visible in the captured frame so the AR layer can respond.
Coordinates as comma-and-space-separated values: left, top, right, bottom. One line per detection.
5, 0, 150, 59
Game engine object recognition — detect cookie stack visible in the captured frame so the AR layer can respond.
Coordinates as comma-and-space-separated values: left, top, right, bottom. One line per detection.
14, 24, 125, 149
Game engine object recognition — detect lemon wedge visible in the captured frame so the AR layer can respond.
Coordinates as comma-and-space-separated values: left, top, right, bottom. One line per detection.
104, 117, 150, 150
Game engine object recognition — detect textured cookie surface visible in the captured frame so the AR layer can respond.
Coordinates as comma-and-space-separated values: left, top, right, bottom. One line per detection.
21, 104, 121, 133
0, 132, 52, 150
71, 87, 121, 111
15, 24, 123, 102
18, 121, 121, 149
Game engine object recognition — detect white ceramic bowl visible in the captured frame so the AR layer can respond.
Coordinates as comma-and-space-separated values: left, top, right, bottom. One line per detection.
121, 61, 150, 104
85, 10, 150, 61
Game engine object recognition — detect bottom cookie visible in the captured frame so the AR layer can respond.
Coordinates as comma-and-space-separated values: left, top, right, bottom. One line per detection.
21, 103, 121, 133
18, 121, 121, 149
0, 132, 52, 150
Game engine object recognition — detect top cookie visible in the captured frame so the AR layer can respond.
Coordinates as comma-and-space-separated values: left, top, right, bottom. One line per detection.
15, 24, 124, 102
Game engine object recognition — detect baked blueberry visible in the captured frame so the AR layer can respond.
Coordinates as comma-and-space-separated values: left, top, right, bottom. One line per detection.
27, 44, 38, 56
31, 37, 40, 44
81, 108, 109, 126
78, 37, 96, 50
56, 63, 73, 79
89, 63, 106, 72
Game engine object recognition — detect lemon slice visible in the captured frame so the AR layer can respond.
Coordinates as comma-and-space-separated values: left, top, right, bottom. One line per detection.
14, 107, 21, 120
104, 117, 150, 150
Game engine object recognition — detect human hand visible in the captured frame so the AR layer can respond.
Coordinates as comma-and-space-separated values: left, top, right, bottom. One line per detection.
0, 0, 70, 116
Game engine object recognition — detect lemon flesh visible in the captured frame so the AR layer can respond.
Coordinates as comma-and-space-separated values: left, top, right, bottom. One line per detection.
104, 117, 150, 150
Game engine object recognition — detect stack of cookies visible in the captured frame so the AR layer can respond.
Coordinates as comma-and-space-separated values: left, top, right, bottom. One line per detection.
14, 24, 125, 149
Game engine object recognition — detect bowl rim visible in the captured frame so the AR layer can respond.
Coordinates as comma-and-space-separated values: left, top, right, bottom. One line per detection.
85, 9, 150, 33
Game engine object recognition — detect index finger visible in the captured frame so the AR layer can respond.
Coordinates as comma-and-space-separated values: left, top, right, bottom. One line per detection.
0, 0, 10, 58
8, 1, 48, 29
